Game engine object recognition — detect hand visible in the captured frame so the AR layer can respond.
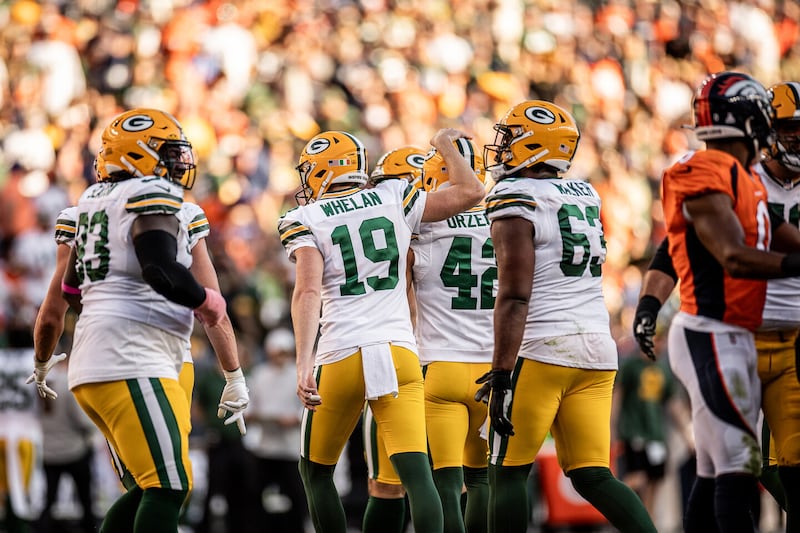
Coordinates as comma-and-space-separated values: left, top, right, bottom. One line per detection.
298, 382, 322, 411
194, 288, 226, 327
633, 295, 661, 361
218, 368, 249, 435
26, 352, 67, 399
430, 128, 471, 151
475, 369, 514, 437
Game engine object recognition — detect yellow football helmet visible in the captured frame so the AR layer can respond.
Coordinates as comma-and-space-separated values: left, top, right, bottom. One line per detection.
369, 146, 426, 186
421, 138, 486, 192
295, 131, 369, 203
769, 81, 800, 177
100, 108, 197, 189
484, 100, 580, 178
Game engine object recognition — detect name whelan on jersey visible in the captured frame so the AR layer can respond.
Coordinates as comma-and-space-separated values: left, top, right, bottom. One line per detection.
319, 190, 383, 217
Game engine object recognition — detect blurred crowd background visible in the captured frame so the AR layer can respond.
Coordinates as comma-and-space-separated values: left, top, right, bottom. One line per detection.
0, 0, 797, 531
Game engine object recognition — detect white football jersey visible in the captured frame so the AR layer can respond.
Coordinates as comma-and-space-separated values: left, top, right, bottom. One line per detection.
278, 180, 427, 362
486, 177, 614, 368
753, 162, 800, 329
412, 205, 494, 365
57, 195, 209, 372
70, 176, 191, 355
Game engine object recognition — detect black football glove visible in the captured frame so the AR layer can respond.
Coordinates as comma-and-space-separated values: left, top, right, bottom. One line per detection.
633, 295, 661, 361
475, 369, 515, 437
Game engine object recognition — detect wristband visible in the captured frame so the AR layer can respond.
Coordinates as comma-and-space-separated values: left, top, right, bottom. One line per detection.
636, 294, 662, 316
781, 253, 800, 277
223, 367, 244, 381
61, 281, 81, 295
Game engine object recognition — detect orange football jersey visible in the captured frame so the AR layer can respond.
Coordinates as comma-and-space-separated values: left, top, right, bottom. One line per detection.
661, 149, 769, 331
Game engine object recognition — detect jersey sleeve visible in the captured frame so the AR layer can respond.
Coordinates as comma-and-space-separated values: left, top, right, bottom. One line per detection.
180, 202, 210, 250
661, 150, 738, 205
124, 178, 184, 215
54, 206, 77, 246
278, 207, 316, 262
485, 179, 538, 224
400, 181, 426, 233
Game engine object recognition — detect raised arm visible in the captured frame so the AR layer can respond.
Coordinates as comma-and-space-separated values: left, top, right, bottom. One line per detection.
422, 129, 486, 222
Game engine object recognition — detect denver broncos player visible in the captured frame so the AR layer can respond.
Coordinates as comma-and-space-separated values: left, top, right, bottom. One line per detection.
361, 145, 425, 533
279, 129, 484, 533
34, 109, 248, 533
634, 78, 800, 531
480, 100, 656, 533
657, 71, 800, 532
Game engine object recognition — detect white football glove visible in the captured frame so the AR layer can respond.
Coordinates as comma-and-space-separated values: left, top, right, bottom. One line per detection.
218, 368, 250, 436
26, 352, 67, 400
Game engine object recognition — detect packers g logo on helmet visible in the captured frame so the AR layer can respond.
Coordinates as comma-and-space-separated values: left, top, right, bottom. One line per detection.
370, 146, 426, 186
100, 108, 197, 189
421, 138, 485, 193
295, 131, 369, 204
121, 115, 156, 132
484, 100, 580, 178
768, 81, 800, 178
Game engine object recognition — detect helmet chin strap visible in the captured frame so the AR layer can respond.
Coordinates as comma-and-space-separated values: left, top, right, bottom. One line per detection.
314, 170, 335, 201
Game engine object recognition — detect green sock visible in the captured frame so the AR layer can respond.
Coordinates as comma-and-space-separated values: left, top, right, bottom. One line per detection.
567, 466, 657, 532
100, 485, 143, 533
133, 488, 187, 532
391, 452, 444, 533
433, 467, 466, 533
464, 466, 488, 533
299, 457, 346, 532
761, 464, 786, 510
488, 463, 531, 533
363, 496, 406, 533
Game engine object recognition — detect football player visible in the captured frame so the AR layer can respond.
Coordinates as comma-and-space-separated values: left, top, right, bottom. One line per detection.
481, 100, 656, 532
415, 140, 493, 533
634, 79, 800, 531
279, 128, 484, 533
361, 145, 425, 533
30, 109, 248, 533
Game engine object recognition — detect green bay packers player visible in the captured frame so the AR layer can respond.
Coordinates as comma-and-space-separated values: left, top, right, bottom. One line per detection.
415, 140, 493, 533
361, 145, 426, 533
279, 129, 485, 533
481, 100, 656, 532
31, 109, 249, 533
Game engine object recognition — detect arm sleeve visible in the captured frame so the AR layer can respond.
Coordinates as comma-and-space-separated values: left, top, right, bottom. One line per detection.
648, 236, 678, 282
133, 229, 207, 308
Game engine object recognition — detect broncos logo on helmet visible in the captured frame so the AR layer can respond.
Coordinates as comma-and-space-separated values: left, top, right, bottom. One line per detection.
692, 71, 774, 159
484, 100, 580, 178
100, 108, 197, 189
421, 138, 486, 192
295, 131, 369, 204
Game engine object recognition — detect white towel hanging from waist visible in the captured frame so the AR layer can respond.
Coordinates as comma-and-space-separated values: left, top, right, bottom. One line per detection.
361, 343, 399, 400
